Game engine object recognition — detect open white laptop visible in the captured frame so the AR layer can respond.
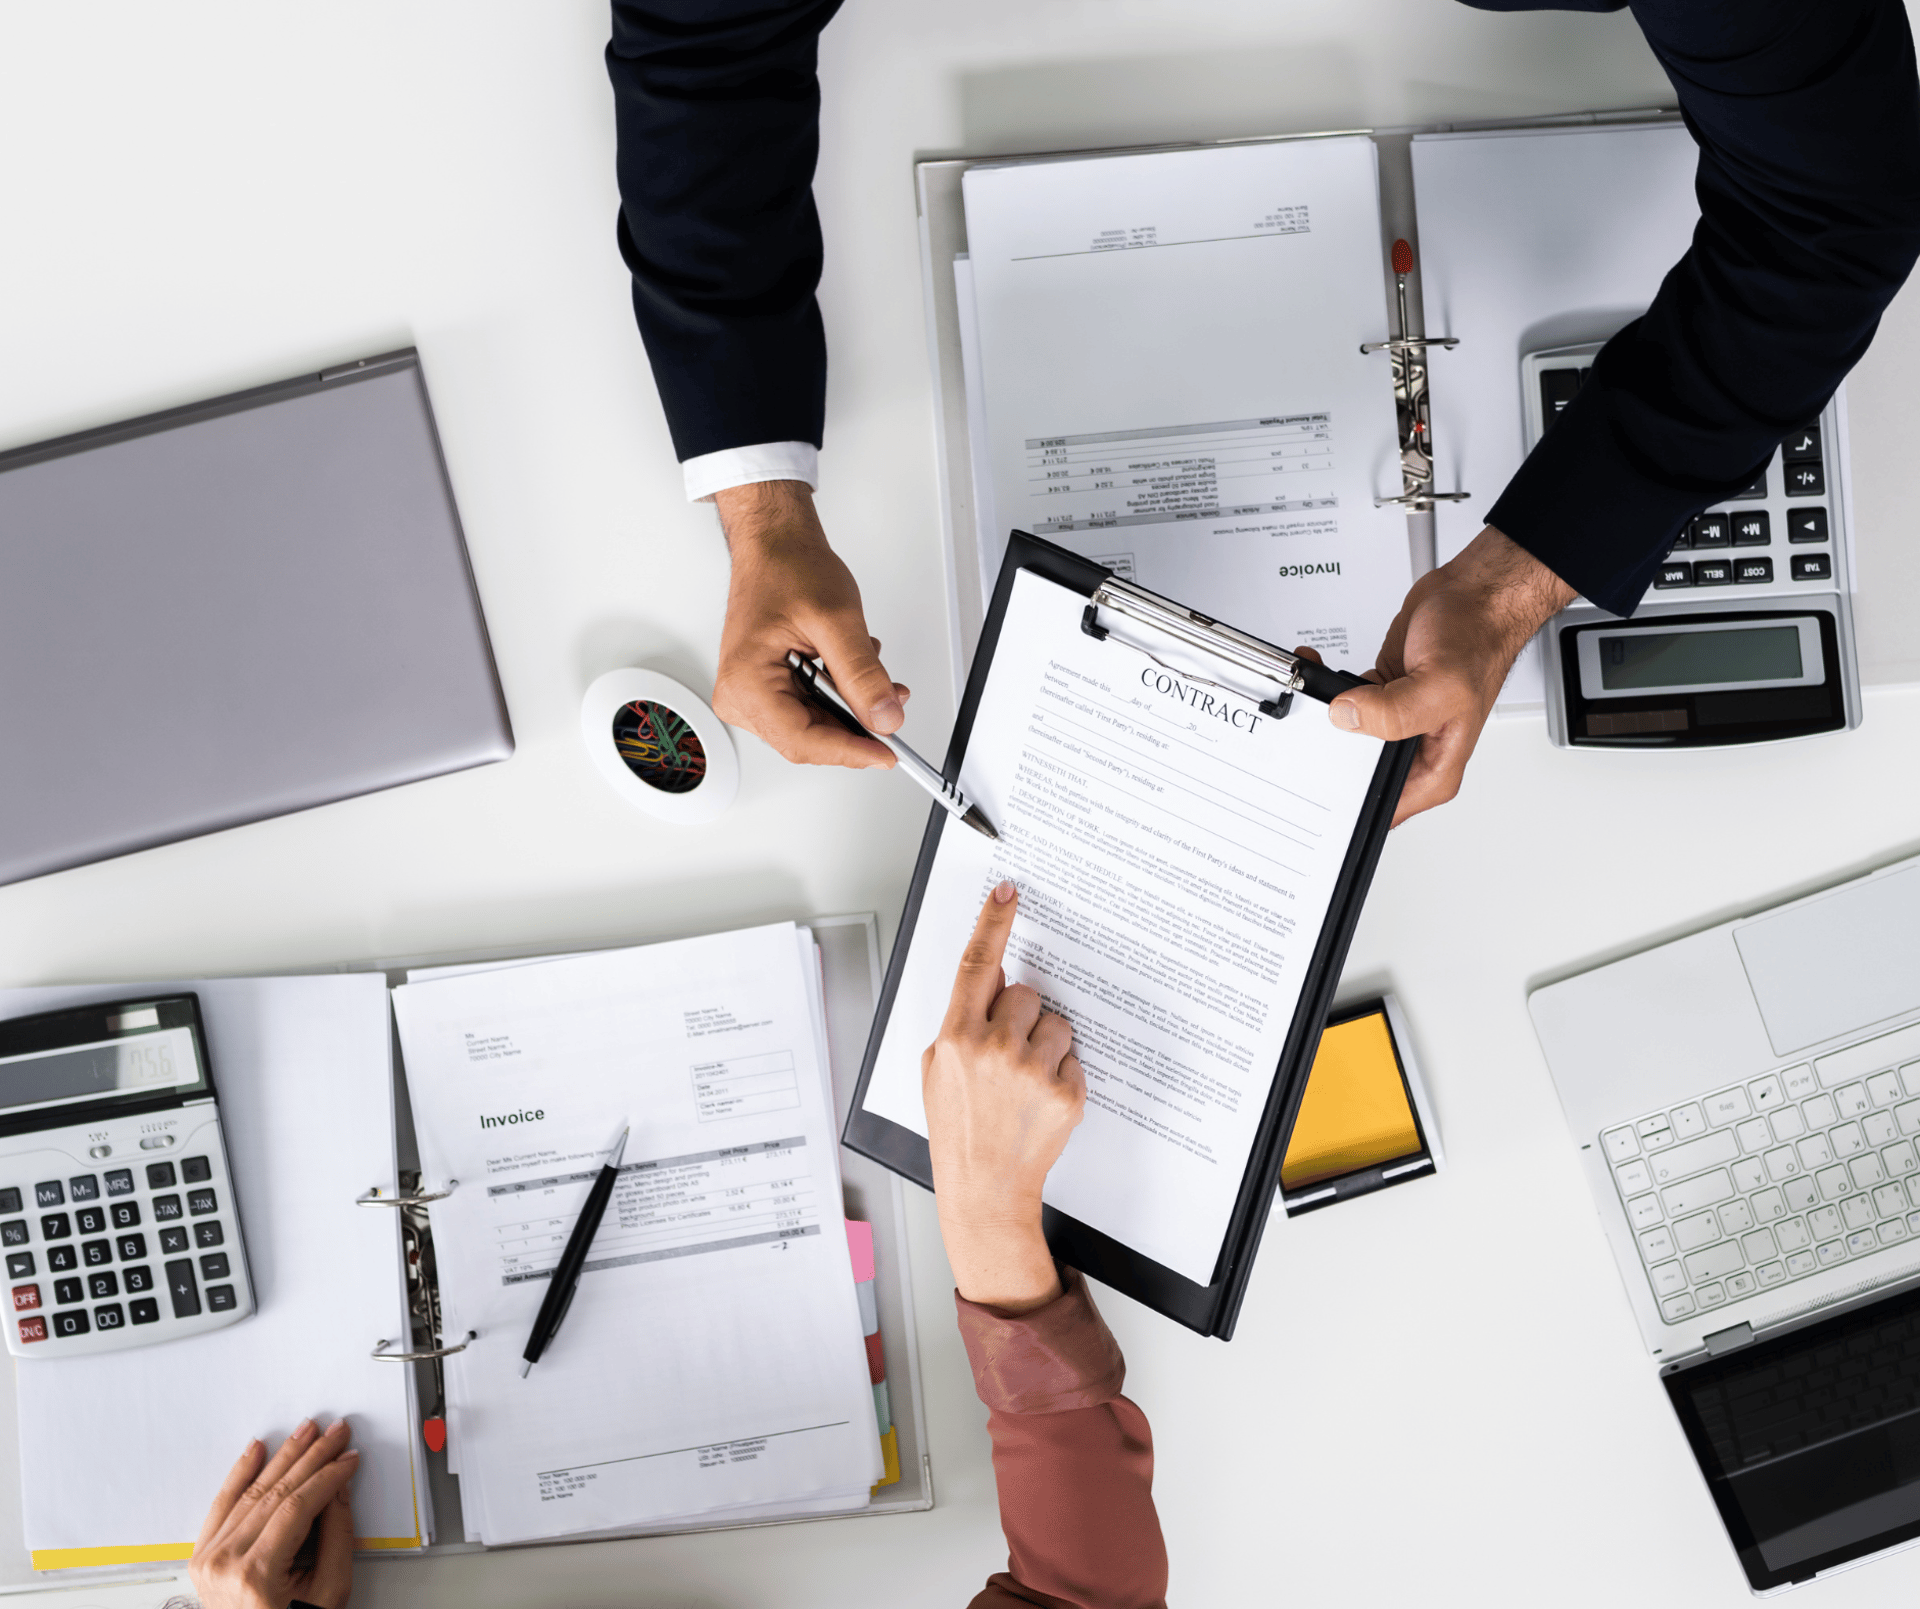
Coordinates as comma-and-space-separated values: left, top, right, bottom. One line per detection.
1533, 853, 1920, 1593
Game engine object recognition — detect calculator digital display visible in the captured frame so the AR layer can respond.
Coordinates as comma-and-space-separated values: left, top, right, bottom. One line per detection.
0, 1025, 205, 1116
1599, 625, 1803, 691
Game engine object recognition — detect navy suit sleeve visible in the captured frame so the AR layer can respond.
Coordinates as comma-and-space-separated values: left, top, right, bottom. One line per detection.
606, 0, 843, 463
1475, 0, 1920, 615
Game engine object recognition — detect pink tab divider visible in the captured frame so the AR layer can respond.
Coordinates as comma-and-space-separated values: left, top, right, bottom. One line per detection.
844, 1218, 875, 1284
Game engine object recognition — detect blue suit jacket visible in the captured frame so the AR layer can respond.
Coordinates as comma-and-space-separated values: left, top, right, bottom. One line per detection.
609, 0, 1920, 615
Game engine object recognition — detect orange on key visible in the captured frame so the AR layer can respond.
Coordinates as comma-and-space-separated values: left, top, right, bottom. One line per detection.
17, 1317, 45, 1343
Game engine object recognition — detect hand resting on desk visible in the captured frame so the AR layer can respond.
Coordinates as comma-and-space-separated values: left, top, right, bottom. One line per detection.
189, 1417, 357, 1609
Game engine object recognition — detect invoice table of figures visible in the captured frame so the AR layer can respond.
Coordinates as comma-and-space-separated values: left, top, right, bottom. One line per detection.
1024, 414, 1337, 536
491, 1134, 823, 1285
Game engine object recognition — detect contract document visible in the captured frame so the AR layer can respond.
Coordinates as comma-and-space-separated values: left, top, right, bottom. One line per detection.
958, 135, 1411, 674
391, 924, 881, 1545
860, 566, 1385, 1284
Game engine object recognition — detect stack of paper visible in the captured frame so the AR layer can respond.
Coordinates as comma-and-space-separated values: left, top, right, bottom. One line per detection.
392, 923, 881, 1544
3, 974, 427, 1570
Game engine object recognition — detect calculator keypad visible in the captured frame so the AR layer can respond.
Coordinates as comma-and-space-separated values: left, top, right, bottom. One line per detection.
3, 1138, 249, 1356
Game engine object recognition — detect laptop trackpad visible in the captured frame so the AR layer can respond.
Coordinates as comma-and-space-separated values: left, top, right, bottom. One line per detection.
1735, 866, 1920, 1055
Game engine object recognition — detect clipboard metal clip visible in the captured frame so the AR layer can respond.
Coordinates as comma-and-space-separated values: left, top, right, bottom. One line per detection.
1079, 576, 1304, 719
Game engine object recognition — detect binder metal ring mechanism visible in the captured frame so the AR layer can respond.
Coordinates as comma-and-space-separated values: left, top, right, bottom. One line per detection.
844, 532, 1418, 1340
364, 1169, 475, 1363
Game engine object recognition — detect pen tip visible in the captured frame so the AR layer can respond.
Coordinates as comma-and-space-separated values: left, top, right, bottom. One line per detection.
964, 806, 999, 841
519, 1360, 532, 1378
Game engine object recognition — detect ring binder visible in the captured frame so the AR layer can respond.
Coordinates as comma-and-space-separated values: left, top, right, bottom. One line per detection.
372, 1333, 475, 1363
1363, 238, 1470, 513
357, 1180, 458, 1206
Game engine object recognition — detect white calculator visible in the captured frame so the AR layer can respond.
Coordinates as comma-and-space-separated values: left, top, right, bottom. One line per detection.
0, 995, 254, 1357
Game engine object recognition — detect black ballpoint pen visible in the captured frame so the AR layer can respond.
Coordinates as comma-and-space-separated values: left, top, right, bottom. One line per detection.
520, 1124, 628, 1378
787, 652, 998, 840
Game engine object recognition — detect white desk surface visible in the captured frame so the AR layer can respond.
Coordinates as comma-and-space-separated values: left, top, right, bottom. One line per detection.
3, 3, 1919, 1604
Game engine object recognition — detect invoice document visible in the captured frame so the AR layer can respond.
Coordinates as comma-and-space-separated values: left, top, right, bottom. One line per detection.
862, 569, 1384, 1283
959, 136, 1411, 675
392, 924, 880, 1545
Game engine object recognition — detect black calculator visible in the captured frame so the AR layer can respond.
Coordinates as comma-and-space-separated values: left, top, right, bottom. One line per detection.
0, 995, 253, 1357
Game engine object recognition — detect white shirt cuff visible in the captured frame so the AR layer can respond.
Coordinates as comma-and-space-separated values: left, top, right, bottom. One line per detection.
682, 441, 820, 503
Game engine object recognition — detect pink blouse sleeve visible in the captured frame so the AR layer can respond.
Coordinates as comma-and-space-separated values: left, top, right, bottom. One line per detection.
955, 1268, 1168, 1609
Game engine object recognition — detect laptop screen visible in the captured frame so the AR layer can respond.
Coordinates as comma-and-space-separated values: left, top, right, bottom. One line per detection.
1665, 1280, 1920, 1590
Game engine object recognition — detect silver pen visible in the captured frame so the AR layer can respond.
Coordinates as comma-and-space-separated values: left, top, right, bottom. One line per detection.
787, 652, 998, 840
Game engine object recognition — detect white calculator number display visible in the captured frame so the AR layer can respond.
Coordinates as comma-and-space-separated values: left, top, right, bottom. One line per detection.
0, 1001, 255, 1359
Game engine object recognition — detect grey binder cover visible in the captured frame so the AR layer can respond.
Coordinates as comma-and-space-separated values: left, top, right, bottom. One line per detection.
0, 350, 513, 886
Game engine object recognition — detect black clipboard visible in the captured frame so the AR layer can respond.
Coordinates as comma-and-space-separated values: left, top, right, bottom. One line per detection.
842, 531, 1416, 1339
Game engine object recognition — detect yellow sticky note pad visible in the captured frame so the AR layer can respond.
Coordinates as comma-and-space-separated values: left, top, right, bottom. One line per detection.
1281, 1010, 1420, 1190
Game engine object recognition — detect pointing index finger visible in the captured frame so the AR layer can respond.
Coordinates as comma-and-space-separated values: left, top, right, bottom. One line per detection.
943, 881, 1019, 1033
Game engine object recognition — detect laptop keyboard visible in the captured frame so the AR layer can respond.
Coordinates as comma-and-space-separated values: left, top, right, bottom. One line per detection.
1605, 1029, 1920, 1325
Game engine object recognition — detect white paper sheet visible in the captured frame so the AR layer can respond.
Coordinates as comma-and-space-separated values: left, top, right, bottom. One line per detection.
392, 924, 879, 1545
1411, 123, 1700, 706
862, 569, 1383, 1283
960, 136, 1412, 674
5, 975, 422, 1561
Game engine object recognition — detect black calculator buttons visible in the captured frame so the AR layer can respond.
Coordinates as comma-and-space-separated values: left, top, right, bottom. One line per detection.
194, 1221, 224, 1249
187, 1189, 216, 1216
82, 1240, 111, 1267
0, 1189, 19, 1214
47, 1245, 77, 1272
88, 1271, 117, 1299
117, 1234, 146, 1261
123, 1266, 154, 1293
165, 1260, 201, 1318
104, 1169, 135, 1196
69, 1175, 99, 1202
200, 1252, 230, 1281
182, 1156, 213, 1184
53, 1278, 82, 1306
51, 1309, 88, 1338
1732, 511, 1770, 546
1732, 469, 1767, 500
94, 1303, 124, 1331
1788, 507, 1829, 543
1792, 553, 1833, 581
76, 1207, 105, 1235
1783, 425, 1821, 460
129, 1298, 159, 1326
207, 1284, 237, 1312
111, 1202, 140, 1229
152, 1194, 182, 1222
11, 1284, 37, 1313
34, 1182, 64, 1209
1655, 561, 1692, 589
41, 1213, 70, 1240
1735, 557, 1775, 584
1689, 514, 1729, 548
1786, 460, 1826, 496
5, 1254, 31, 1280
1, 1222, 25, 1248
146, 1163, 176, 1190
158, 1228, 188, 1256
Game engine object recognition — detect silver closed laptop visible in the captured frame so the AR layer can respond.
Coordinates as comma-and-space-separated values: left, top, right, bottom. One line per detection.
0, 350, 513, 886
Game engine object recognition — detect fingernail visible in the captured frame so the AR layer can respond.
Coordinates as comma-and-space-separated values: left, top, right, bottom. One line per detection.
325, 1418, 347, 1436
868, 696, 904, 732
293, 1418, 315, 1438
244, 1437, 261, 1457
993, 879, 1016, 904
340, 1449, 361, 1465
1330, 699, 1361, 731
